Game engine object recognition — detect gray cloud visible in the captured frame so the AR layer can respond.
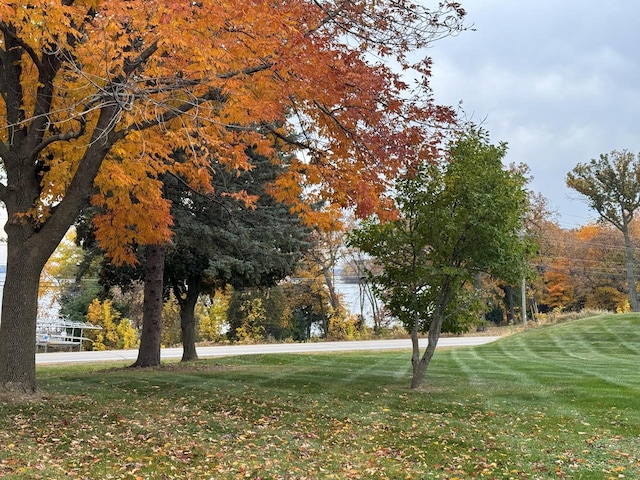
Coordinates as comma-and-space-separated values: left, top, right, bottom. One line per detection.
427, 0, 640, 228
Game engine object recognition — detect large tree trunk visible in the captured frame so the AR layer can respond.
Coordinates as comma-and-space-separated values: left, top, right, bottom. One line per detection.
0, 245, 45, 393
0, 180, 111, 393
0, 104, 121, 394
622, 227, 640, 311
132, 244, 166, 368
179, 276, 200, 362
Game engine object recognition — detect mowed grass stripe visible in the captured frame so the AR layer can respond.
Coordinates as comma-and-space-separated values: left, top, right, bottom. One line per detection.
467, 317, 640, 410
600, 316, 640, 356
448, 345, 537, 391
517, 330, 639, 392
0, 314, 638, 479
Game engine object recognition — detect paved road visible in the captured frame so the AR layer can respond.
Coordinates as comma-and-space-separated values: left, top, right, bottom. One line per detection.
35, 336, 500, 365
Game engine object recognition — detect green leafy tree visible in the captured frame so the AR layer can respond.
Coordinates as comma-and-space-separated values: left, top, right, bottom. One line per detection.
348, 130, 530, 389
566, 150, 640, 311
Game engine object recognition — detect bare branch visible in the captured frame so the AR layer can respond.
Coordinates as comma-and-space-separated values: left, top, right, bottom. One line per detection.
261, 122, 322, 156
216, 61, 273, 79
129, 87, 228, 132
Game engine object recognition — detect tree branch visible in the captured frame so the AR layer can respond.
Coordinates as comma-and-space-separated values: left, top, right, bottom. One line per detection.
216, 61, 273, 79
260, 122, 322, 156
30, 118, 87, 159
36, 104, 121, 242
0, 24, 43, 72
312, 99, 377, 162
166, 171, 234, 219
124, 40, 159, 77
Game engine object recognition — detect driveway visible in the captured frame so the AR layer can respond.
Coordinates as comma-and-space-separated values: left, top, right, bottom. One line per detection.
35, 336, 500, 364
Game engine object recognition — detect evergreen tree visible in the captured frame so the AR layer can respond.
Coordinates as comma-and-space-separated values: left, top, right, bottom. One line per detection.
164, 148, 310, 358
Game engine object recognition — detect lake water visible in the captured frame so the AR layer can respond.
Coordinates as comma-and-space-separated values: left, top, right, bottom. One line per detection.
335, 279, 381, 325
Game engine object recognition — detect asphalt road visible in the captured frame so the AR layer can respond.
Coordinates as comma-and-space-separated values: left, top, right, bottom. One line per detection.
35, 336, 500, 365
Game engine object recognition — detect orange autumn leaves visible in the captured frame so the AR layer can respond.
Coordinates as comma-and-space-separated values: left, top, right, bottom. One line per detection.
0, 0, 463, 263
533, 221, 640, 312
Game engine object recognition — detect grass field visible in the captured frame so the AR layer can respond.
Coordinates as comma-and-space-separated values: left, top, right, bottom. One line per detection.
1, 313, 639, 479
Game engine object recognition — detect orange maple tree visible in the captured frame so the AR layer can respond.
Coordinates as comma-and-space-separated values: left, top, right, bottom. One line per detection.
0, 0, 465, 393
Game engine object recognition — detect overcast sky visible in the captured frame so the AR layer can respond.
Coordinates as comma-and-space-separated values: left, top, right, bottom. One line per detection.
426, 0, 640, 229
0, 2, 635, 251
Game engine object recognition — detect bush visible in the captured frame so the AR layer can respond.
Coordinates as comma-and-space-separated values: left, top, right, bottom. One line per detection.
534, 308, 610, 326
327, 310, 369, 340
85, 299, 139, 350
227, 287, 292, 342
197, 292, 228, 343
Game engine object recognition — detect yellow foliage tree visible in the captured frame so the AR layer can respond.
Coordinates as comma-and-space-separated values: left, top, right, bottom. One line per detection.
86, 299, 138, 351
198, 292, 228, 343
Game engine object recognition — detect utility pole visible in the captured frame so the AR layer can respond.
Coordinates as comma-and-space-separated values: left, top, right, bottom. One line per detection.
521, 277, 527, 325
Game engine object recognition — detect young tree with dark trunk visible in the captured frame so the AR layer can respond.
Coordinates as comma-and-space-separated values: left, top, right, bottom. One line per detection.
175, 276, 202, 362
348, 129, 530, 389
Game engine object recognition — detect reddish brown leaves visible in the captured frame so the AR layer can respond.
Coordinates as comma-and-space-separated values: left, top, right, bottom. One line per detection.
0, 0, 464, 262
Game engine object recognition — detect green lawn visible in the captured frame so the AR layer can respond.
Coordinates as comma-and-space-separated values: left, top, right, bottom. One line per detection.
1, 313, 639, 479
